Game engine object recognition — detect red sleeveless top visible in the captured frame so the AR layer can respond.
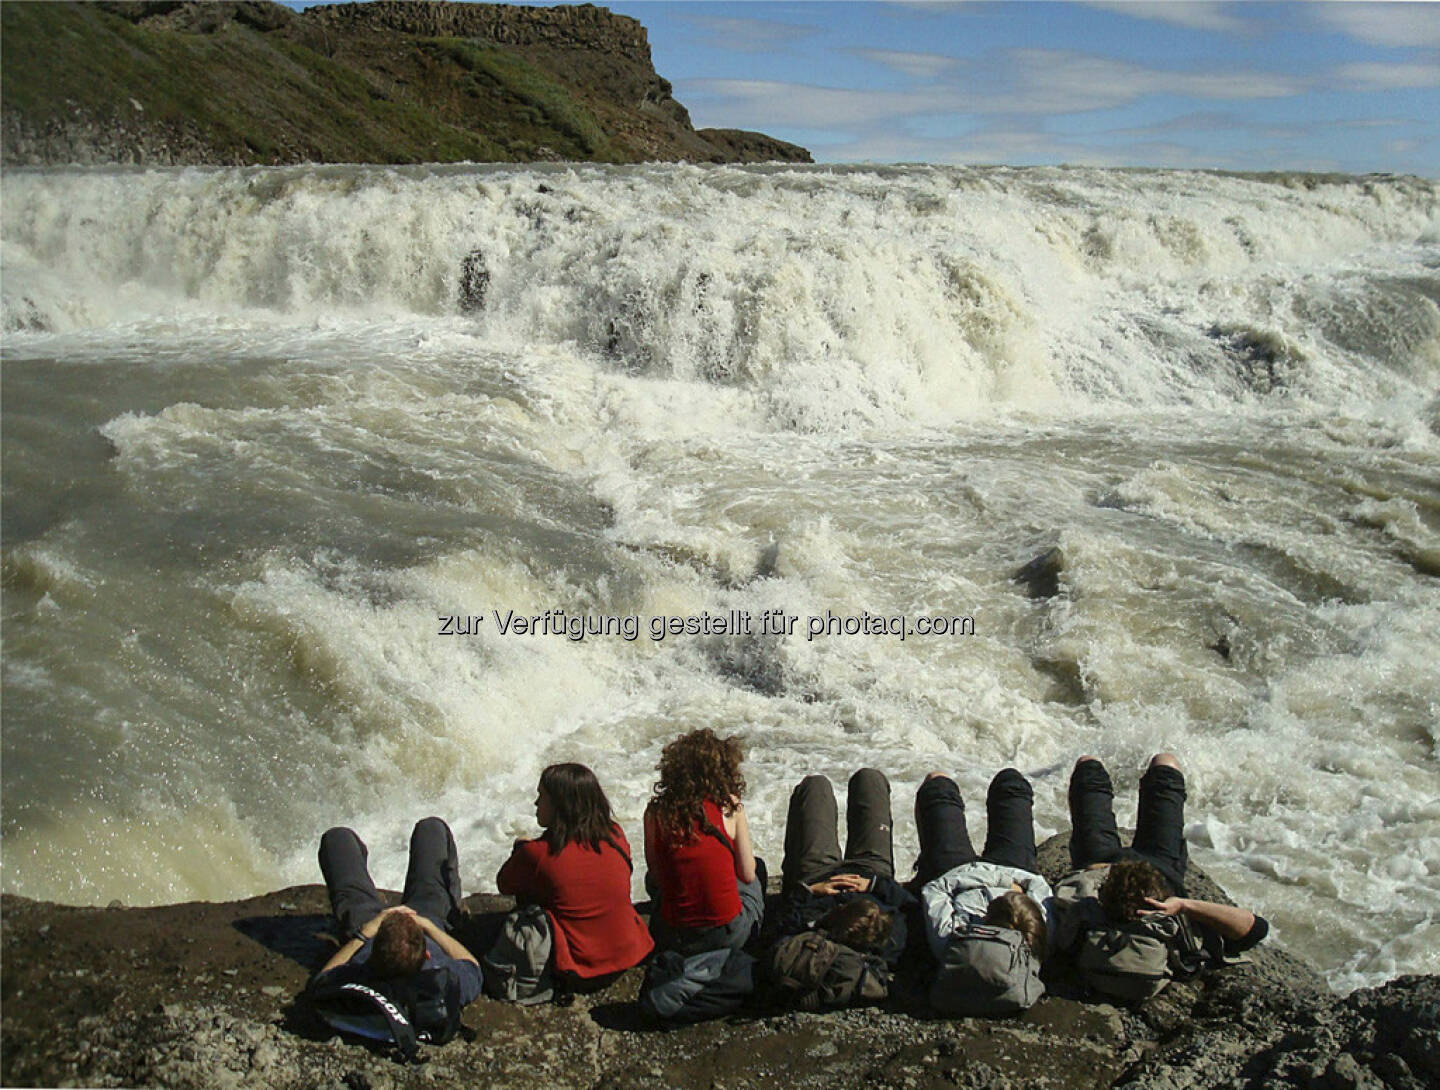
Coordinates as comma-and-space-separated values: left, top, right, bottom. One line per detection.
645, 798, 742, 929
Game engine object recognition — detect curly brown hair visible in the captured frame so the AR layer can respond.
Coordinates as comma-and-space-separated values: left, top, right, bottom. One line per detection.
648, 729, 746, 841
820, 896, 893, 953
984, 890, 1048, 958
1098, 860, 1173, 923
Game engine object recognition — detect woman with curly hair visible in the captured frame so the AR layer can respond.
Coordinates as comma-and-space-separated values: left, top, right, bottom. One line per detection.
497, 763, 654, 985
643, 728, 763, 955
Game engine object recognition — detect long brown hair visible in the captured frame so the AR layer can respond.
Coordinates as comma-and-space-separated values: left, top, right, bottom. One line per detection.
984, 890, 1048, 958
648, 729, 746, 841
539, 763, 628, 865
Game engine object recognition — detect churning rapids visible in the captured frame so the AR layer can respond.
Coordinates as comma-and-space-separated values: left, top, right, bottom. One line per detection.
2, 163, 1437, 993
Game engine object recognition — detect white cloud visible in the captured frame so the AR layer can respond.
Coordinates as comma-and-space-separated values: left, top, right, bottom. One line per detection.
684, 78, 942, 128
854, 48, 958, 79
1315, 3, 1440, 49
995, 50, 1303, 111
684, 14, 820, 53
684, 48, 1304, 134
1086, 2, 1252, 34
1336, 62, 1440, 91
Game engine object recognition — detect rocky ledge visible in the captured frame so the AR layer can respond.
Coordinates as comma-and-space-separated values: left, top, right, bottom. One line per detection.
2, 836, 1436, 1090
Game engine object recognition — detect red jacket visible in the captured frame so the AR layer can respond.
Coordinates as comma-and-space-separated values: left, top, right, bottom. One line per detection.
497, 825, 653, 978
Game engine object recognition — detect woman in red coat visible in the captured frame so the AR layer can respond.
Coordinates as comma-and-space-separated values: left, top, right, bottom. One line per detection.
497, 763, 653, 983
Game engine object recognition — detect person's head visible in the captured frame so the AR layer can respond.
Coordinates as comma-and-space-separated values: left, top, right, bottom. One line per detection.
367, 913, 427, 978
649, 728, 746, 841
984, 890, 1048, 958
1099, 860, 1173, 923
819, 897, 893, 953
537, 762, 616, 853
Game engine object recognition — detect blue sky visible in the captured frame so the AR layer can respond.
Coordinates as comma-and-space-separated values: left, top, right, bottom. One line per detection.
594, 1, 1440, 173
294, 2, 1440, 173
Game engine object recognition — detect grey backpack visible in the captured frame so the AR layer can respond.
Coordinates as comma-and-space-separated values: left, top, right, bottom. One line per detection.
482, 903, 554, 1004
930, 924, 1044, 1016
1053, 868, 1208, 1003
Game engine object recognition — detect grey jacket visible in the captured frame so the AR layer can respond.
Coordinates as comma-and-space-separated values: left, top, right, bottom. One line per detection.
921, 861, 1056, 960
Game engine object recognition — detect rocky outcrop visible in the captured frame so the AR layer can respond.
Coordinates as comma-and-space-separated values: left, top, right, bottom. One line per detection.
0, 1, 811, 167
3, 835, 1434, 1089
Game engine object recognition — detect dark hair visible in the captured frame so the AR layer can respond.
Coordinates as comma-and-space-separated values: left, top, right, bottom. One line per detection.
819, 897, 893, 953
539, 763, 624, 859
648, 729, 746, 842
984, 890, 1048, 958
1099, 860, 1173, 923
368, 913, 426, 978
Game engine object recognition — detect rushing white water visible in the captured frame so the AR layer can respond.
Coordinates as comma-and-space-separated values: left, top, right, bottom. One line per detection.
3, 163, 1438, 994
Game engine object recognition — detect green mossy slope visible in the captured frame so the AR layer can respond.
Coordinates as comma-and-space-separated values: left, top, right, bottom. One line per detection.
1, 1, 811, 166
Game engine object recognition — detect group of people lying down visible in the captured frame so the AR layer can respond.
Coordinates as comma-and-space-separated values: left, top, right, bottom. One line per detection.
311, 729, 1269, 1030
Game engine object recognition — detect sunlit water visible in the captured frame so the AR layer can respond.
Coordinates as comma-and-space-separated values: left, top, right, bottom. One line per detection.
3, 163, 1437, 993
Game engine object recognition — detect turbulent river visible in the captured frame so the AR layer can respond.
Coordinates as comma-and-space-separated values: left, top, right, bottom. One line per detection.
3, 163, 1437, 992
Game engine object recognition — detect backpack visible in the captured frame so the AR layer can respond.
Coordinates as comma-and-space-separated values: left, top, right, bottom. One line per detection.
929, 924, 1044, 1016
1054, 869, 1211, 1003
482, 903, 555, 1004
766, 931, 890, 1011
639, 947, 756, 1023
307, 965, 462, 1063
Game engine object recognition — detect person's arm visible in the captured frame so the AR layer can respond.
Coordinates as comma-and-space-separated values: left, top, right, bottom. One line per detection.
866, 873, 916, 911
808, 873, 872, 895
497, 839, 541, 900
319, 904, 412, 974
414, 914, 480, 966
729, 801, 758, 885
921, 874, 961, 960
1145, 896, 1256, 941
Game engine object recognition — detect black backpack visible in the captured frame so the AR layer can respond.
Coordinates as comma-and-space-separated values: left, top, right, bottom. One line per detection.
765, 931, 890, 1010
307, 965, 463, 1063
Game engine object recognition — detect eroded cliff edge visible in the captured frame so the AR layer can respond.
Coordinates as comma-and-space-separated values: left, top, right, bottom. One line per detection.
0, 1, 812, 166
3, 835, 1436, 1089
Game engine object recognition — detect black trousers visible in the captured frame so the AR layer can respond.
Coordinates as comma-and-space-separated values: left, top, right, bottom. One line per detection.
781, 769, 895, 894
318, 816, 463, 939
913, 768, 1038, 887
1068, 758, 1188, 892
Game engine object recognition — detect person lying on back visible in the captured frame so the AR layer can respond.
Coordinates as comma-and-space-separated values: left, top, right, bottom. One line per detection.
915, 767, 1053, 1015
772, 768, 915, 966
308, 817, 483, 1057
1068, 753, 1269, 960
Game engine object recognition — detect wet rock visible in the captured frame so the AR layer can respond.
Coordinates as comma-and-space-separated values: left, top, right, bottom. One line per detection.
459, 250, 490, 314
1014, 546, 1064, 599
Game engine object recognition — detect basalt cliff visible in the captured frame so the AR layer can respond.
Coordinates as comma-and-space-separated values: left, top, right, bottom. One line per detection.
3, 835, 1436, 1090
0, 1, 812, 166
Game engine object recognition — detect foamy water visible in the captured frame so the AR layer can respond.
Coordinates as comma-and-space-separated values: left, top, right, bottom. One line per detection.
3, 163, 1437, 993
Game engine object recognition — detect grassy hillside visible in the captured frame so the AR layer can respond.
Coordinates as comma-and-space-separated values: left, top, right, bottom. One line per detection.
0, 1, 810, 166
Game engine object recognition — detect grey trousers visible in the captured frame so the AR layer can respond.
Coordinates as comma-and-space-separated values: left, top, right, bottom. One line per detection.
780, 768, 895, 895
318, 816, 462, 939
